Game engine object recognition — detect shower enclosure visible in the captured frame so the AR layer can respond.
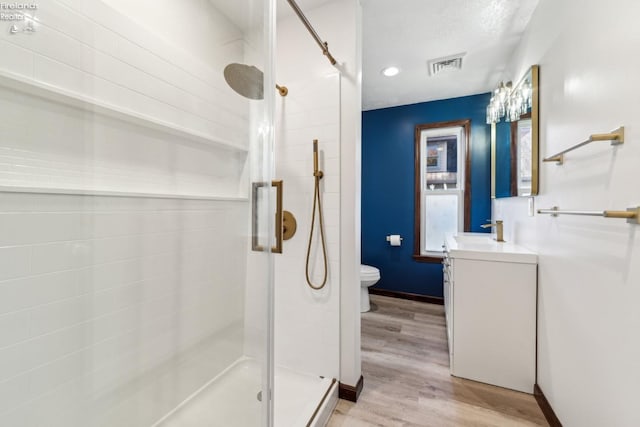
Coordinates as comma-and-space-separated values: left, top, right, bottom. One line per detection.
0, 0, 339, 426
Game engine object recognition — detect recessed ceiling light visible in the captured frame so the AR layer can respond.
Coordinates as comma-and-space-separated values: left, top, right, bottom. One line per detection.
381, 66, 400, 77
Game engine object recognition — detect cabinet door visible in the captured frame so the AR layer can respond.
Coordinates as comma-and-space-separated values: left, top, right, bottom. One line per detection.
442, 255, 450, 324
451, 259, 536, 392
442, 255, 453, 366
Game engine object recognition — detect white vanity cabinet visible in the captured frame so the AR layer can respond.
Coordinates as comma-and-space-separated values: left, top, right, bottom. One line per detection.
443, 233, 537, 394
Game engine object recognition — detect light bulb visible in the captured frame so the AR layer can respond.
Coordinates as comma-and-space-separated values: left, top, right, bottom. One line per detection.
381, 66, 399, 77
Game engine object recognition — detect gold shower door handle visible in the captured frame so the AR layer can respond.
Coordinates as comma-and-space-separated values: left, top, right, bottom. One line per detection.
252, 180, 286, 254
252, 180, 297, 253
273, 180, 284, 253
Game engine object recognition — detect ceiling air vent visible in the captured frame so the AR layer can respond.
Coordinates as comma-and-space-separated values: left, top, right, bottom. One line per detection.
427, 53, 466, 76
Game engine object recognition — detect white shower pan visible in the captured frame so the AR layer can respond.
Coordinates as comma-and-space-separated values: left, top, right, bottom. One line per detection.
154, 358, 337, 427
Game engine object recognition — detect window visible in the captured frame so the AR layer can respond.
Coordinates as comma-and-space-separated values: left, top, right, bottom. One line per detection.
414, 119, 471, 261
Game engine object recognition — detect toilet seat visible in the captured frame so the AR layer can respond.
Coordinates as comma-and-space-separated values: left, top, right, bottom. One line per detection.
360, 264, 380, 280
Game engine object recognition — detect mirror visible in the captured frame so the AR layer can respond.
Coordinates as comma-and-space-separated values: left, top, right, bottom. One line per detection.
491, 65, 539, 198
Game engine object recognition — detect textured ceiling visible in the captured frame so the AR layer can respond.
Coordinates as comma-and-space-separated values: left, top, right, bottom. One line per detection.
362, 0, 539, 110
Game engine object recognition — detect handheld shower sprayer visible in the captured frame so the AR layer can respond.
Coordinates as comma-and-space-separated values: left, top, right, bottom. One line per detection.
306, 139, 328, 290
313, 139, 323, 179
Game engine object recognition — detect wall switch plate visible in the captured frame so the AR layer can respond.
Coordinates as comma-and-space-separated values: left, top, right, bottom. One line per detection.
528, 197, 535, 217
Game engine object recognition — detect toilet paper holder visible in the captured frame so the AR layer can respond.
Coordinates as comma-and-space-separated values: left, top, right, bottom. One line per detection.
386, 235, 403, 246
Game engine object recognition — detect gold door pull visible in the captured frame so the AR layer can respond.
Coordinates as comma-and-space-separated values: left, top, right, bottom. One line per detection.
252, 180, 297, 254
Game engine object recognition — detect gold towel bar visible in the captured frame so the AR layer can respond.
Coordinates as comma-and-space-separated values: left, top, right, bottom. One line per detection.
543, 126, 624, 165
537, 206, 639, 224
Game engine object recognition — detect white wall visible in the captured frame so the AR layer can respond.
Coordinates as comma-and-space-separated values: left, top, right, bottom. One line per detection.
274, 0, 362, 386
0, 1, 257, 425
494, 1, 640, 425
101, 0, 245, 66
337, 0, 363, 389
273, 74, 341, 377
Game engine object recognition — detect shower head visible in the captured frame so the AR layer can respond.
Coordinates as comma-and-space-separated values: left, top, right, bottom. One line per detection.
224, 63, 263, 100
223, 63, 288, 99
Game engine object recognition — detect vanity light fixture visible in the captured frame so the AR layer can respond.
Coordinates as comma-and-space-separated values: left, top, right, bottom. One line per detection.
381, 66, 400, 77
486, 78, 532, 124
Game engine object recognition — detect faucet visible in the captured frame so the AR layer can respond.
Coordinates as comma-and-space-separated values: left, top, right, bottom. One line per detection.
481, 220, 505, 242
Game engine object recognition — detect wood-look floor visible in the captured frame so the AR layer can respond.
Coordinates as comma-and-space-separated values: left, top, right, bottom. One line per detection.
327, 295, 548, 427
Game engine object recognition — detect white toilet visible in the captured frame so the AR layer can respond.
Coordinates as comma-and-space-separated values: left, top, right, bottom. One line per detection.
360, 264, 381, 312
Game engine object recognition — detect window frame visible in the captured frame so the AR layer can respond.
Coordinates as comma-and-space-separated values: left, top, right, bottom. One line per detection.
413, 119, 472, 263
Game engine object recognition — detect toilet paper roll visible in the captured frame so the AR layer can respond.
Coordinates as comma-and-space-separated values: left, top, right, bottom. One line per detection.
386, 235, 402, 246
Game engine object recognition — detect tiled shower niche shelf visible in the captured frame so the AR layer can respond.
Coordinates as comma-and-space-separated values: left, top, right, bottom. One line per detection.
0, 69, 249, 201
0, 70, 248, 154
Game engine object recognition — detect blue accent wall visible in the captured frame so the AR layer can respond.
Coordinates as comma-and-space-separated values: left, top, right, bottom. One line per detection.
361, 93, 492, 297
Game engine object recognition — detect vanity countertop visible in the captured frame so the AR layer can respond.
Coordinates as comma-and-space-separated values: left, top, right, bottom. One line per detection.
445, 232, 537, 264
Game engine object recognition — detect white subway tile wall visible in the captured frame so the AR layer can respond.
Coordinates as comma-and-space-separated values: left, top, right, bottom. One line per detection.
273, 75, 341, 379
0, 0, 251, 198
0, 196, 249, 425
0, 1, 258, 425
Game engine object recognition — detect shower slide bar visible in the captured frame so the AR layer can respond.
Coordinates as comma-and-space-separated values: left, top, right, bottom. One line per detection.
286, 0, 338, 65
543, 126, 624, 165
537, 206, 640, 224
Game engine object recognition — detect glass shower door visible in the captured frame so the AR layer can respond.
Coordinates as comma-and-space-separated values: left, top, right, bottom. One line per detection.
0, 0, 275, 426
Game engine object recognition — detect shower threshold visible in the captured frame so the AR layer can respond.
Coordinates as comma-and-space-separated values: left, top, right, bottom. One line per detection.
154, 357, 337, 427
